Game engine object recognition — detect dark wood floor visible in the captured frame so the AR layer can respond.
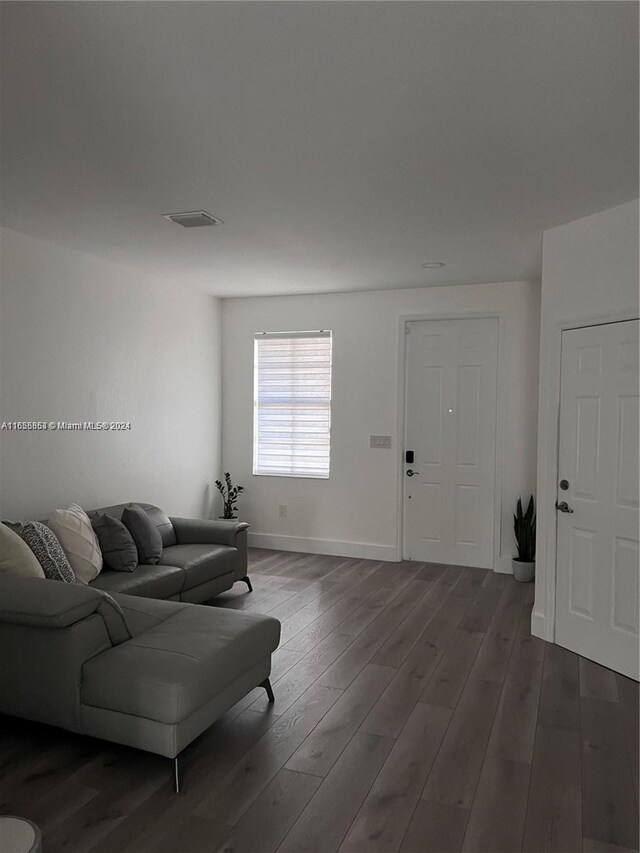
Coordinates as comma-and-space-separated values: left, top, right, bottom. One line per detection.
1, 550, 638, 853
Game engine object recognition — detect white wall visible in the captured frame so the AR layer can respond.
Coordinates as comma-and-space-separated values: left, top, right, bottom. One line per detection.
532, 200, 639, 641
222, 280, 540, 569
0, 228, 222, 520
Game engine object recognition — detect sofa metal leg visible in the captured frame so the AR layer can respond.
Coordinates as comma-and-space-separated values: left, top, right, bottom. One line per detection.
241, 575, 253, 593
260, 678, 275, 703
173, 756, 181, 794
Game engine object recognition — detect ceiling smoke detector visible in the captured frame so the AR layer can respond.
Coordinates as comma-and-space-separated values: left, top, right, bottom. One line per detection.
163, 210, 223, 228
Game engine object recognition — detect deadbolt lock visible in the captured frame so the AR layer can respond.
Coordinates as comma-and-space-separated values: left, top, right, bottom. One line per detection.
559, 479, 569, 491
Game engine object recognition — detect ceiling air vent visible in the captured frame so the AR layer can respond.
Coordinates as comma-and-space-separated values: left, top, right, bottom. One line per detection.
163, 210, 223, 228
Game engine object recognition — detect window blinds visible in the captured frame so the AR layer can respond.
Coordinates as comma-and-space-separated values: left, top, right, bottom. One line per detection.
253, 331, 332, 478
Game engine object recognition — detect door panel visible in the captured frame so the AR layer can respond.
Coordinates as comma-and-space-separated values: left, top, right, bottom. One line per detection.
574, 396, 600, 499
556, 319, 639, 680
617, 396, 639, 507
455, 484, 478, 545
577, 342, 602, 373
457, 366, 481, 465
403, 317, 498, 568
569, 527, 594, 617
421, 368, 443, 463
421, 483, 442, 541
612, 537, 639, 634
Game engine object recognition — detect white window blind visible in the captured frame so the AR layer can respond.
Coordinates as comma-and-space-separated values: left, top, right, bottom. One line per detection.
253, 331, 332, 478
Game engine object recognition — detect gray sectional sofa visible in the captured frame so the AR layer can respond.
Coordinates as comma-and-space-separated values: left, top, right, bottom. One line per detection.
0, 503, 281, 791
0, 573, 280, 790
86, 502, 254, 601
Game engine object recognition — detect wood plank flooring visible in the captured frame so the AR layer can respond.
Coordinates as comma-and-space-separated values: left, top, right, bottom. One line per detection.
0, 549, 638, 853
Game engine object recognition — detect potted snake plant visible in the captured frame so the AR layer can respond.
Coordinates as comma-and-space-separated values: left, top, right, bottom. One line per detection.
513, 495, 536, 582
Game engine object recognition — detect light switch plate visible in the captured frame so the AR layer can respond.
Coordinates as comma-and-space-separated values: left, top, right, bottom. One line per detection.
370, 434, 392, 449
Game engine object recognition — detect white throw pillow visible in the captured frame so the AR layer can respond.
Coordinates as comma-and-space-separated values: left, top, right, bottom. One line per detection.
0, 521, 45, 578
48, 503, 102, 584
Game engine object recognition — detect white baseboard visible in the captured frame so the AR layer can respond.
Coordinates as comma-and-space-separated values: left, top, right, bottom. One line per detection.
530, 609, 550, 641
247, 536, 529, 574
493, 556, 514, 574
247, 532, 397, 562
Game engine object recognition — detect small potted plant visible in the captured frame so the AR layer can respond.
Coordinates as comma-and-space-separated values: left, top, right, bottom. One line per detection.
215, 472, 244, 520
513, 495, 536, 582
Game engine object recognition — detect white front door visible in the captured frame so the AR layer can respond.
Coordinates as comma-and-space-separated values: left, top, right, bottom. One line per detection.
555, 320, 639, 680
403, 317, 498, 568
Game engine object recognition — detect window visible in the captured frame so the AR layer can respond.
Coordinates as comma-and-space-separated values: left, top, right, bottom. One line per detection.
253, 331, 332, 478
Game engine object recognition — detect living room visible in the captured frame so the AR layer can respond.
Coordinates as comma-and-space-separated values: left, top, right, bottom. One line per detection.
0, 3, 638, 853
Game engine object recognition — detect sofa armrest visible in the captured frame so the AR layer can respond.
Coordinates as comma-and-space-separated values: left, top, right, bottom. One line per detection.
0, 574, 130, 644
0, 575, 100, 628
169, 517, 250, 547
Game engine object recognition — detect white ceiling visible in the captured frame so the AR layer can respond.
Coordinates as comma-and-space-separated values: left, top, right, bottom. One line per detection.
1, 2, 637, 297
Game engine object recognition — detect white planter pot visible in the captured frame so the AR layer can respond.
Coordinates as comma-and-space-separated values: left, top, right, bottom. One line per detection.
512, 559, 535, 583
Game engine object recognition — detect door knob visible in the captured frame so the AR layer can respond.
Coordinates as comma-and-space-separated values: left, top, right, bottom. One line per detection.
406, 469, 420, 477
556, 501, 574, 514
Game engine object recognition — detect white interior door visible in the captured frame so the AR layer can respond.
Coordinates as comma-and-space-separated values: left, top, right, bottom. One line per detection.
403, 317, 498, 568
555, 320, 639, 680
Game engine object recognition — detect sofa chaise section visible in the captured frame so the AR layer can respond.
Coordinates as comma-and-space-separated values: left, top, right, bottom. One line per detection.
0, 574, 280, 791
81, 594, 279, 759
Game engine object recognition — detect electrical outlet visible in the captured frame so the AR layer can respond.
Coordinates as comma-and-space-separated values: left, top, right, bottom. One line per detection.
370, 434, 392, 449
278, 504, 287, 517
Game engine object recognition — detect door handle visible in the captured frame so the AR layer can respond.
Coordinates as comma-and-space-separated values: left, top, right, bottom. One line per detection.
556, 501, 574, 514
406, 469, 420, 477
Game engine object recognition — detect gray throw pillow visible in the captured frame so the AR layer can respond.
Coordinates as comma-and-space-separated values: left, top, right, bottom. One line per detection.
4, 521, 76, 583
121, 504, 162, 565
91, 513, 138, 572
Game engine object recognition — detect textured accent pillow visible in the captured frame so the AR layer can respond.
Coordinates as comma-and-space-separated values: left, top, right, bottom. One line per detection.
91, 513, 138, 572
48, 503, 103, 584
122, 504, 162, 565
5, 521, 76, 583
0, 522, 45, 578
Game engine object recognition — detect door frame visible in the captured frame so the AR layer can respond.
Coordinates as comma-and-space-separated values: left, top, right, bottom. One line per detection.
537, 308, 640, 644
394, 311, 507, 570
